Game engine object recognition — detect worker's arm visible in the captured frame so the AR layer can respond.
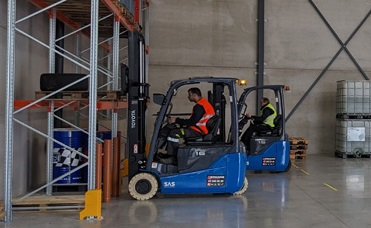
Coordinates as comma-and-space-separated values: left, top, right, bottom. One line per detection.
175, 104, 205, 127
252, 108, 273, 123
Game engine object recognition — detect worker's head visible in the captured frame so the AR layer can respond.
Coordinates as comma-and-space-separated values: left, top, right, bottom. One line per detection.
261, 97, 270, 106
188, 87, 202, 102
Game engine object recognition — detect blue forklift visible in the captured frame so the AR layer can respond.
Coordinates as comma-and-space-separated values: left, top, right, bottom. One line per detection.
237, 85, 291, 172
127, 77, 248, 200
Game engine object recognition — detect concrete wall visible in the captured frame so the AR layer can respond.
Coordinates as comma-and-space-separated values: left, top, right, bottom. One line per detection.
0, 0, 370, 200
147, 0, 371, 155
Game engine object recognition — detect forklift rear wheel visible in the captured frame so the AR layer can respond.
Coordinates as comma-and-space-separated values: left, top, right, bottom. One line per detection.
233, 177, 248, 195
285, 160, 292, 172
129, 173, 158, 200
275, 160, 292, 173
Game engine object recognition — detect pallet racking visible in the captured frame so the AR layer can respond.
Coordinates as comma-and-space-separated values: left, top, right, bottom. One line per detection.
4, 0, 149, 221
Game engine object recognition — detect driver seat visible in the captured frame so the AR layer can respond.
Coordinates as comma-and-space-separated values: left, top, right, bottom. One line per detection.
186, 115, 221, 144
256, 114, 282, 136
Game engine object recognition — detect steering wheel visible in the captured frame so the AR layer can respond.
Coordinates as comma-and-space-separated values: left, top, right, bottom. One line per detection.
161, 102, 174, 126
239, 113, 247, 122
162, 114, 171, 126
238, 104, 252, 133
238, 103, 249, 121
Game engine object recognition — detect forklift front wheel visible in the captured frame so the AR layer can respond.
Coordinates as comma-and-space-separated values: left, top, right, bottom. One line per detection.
129, 173, 158, 200
233, 177, 248, 195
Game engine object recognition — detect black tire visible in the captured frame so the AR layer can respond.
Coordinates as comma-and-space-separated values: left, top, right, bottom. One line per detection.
233, 177, 248, 195
128, 173, 158, 200
274, 160, 291, 173
285, 160, 292, 172
40, 73, 88, 91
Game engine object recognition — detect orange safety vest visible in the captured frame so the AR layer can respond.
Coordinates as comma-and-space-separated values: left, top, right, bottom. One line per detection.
190, 98, 215, 134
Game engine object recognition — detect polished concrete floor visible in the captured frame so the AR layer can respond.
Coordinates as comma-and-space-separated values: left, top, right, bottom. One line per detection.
2, 154, 371, 228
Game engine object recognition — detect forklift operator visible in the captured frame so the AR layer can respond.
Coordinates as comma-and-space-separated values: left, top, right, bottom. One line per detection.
159, 87, 215, 164
240, 97, 277, 149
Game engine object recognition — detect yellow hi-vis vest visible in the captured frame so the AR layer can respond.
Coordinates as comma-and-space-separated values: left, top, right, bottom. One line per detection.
259, 103, 277, 127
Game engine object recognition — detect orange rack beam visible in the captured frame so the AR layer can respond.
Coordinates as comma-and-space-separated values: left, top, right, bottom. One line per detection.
101, 0, 137, 32
28, 0, 141, 51
14, 100, 127, 111
29, 0, 139, 32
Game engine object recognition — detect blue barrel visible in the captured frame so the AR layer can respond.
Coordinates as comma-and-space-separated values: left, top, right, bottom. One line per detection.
98, 131, 112, 140
82, 131, 112, 147
54, 128, 83, 148
53, 128, 83, 183
81, 131, 90, 183
53, 166, 82, 184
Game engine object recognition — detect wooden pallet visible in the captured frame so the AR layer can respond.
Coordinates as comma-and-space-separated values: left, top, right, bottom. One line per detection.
290, 149, 307, 155
290, 144, 308, 150
290, 154, 307, 159
0, 205, 5, 220
8, 195, 85, 212
35, 90, 126, 101
290, 149, 307, 159
289, 137, 309, 145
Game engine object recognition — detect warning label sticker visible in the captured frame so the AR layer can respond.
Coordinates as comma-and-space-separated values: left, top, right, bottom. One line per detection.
206, 175, 225, 187
262, 157, 276, 166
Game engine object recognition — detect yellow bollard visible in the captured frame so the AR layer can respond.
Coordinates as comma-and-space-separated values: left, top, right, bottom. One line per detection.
79, 189, 102, 220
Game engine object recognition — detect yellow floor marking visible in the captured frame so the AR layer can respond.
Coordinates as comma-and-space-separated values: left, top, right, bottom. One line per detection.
292, 163, 299, 169
324, 183, 338, 192
300, 169, 310, 175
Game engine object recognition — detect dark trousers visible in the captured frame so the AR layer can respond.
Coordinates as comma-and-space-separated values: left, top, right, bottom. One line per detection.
241, 124, 271, 149
166, 128, 203, 156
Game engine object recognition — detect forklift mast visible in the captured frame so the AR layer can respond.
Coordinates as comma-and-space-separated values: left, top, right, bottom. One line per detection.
126, 32, 149, 179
